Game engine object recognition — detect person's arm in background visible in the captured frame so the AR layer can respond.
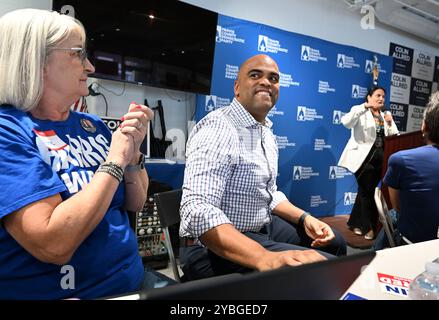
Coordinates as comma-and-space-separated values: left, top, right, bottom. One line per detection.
340, 103, 369, 129
387, 186, 400, 213
180, 120, 325, 272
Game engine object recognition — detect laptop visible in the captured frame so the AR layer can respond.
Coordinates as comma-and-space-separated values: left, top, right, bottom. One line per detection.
138, 250, 376, 300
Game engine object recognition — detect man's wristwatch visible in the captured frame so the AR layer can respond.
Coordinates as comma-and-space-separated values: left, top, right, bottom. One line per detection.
125, 153, 145, 172
298, 211, 310, 229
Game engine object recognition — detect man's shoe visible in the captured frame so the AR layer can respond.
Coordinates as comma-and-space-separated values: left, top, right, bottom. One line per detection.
364, 230, 374, 240
353, 228, 362, 235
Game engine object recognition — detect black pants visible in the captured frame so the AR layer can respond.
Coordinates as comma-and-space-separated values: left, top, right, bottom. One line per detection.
180, 215, 347, 280
347, 146, 383, 234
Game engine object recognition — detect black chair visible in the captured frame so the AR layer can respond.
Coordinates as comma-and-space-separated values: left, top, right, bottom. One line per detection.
154, 189, 183, 282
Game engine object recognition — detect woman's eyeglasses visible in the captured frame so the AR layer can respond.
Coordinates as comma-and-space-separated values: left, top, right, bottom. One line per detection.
51, 47, 87, 64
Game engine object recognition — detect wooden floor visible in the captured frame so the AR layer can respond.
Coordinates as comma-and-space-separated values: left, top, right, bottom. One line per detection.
320, 215, 375, 249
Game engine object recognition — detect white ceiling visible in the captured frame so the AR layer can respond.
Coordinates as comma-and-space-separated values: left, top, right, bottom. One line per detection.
343, 0, 439, 45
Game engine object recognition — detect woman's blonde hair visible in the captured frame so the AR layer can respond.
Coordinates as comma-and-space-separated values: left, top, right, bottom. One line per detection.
0, 9, 86, 111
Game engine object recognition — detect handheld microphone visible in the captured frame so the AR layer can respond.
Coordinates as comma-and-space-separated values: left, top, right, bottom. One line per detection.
381, 105, 392, 117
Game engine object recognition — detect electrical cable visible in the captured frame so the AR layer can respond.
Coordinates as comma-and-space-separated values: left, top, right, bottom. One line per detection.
100, 92, 108, 116
89, 81, 126, 96
164, 89, 190, 102
88, 84, 108, 116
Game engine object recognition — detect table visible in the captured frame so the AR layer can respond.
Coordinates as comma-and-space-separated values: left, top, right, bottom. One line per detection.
342, 239, 439, 300
144, 159, 185, 190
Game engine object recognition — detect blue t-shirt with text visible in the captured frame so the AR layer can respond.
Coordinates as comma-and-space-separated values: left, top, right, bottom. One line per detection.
0, 105, 143, 299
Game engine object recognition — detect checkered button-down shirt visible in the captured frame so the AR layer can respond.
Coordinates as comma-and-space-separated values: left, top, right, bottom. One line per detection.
180, 98, 287, 238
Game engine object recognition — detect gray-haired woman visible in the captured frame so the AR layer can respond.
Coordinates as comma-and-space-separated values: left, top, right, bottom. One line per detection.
0, 8, 172, 299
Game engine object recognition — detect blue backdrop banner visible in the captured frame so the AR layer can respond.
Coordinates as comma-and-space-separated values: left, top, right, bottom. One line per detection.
195, 14, 393, 217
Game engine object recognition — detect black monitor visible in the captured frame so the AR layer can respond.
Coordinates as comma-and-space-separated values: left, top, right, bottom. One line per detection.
52, 0, 218, 95
105, 250, 376, 300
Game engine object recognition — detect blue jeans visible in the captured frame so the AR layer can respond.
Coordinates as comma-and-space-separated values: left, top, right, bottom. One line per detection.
140, 265, 177, 289
180, 215, 347, 280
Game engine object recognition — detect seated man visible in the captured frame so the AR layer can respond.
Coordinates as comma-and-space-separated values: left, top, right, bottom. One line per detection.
179, 54, 346, 280
381, 91, 439, 246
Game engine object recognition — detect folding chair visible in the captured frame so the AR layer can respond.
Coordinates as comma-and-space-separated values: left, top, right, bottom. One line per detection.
374, 181, 413, 248
154, 189, 184, 282
374, 181, 396, 247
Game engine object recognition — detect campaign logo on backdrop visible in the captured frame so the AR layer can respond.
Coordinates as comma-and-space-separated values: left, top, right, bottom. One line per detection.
389, 43, 413, 76
293, 166, 319, 181
275, 135, 296, 150
351, 85, 368, 99
225, 64, 239, 80
389, 102, 408, 132
352, 85, 360, 98
344, 192, 357, 205
390, 73, 411, 104
205, 95, 216, 112
365, 60, 373, 74
318, 81, 336, 94
337, 54, 346, 68
409, 78, 432, 106
329, 166, 337, 180
205, 95, 231, 112
297, 106, 306, 121
257, 35, 288, 54
389, 103, 408, 118
406, 104, 426, 132
216, 25, 245, 44
329, 166, 351, 180
412, 50, 434, 82
258, 35, 268, 52
268, 106, 285, 118
310, 195, 328, 208
300, 45, 327, 62
293, 166, 302, 180
280, 72, 300, 88
314, 138, 332, 151
333, 110, 346, 124
297, 106, 324, 121
337, 54, 360, 69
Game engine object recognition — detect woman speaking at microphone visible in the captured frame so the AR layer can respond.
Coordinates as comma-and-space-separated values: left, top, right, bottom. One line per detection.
338, 86, 399, 240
